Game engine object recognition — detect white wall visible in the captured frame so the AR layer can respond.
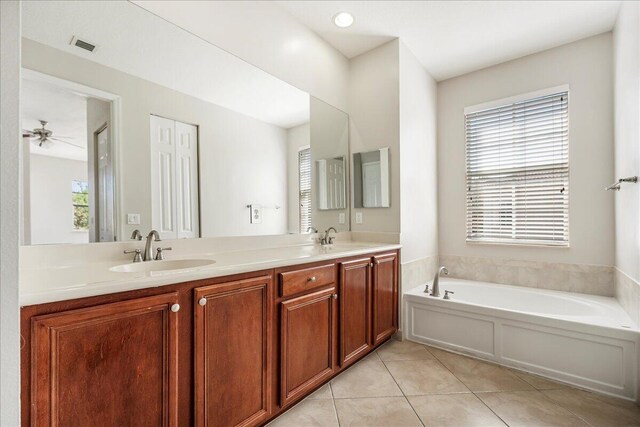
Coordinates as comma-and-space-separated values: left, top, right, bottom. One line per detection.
613, 2, 640, 282
349, 40, 401, 234
29, 155, 89, 245
438, 33, 614, 266
132, 1, 349, 113
399, 42, 439, 263
23, 39, 291, 240
310, 97, 350, 233
200, 113, 288, 237
287, 123, 310, 234
0, 1, 20, 423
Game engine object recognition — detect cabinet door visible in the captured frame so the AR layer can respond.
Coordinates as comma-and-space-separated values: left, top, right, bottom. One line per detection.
372, 253, 398, 345
280, 287, 336, 407
194, 276, 272, 427
31, 293, 179, 426
339, 258, 372, 367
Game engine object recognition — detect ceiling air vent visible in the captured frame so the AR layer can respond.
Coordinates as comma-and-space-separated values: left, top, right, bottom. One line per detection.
69, 36, 96, 53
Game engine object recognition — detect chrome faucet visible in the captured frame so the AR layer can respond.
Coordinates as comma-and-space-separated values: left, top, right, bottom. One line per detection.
430, 266, 449, 297
130, 229, 143, 241
143, 230, 161, 261
321, 227, 337, 245
307, 226, 318, 234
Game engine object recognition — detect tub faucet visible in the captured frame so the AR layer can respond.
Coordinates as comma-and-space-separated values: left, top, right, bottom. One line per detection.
431, 266, 449, 297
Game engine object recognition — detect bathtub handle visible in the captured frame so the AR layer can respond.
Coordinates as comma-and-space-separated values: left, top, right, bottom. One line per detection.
443, 290, 454, 300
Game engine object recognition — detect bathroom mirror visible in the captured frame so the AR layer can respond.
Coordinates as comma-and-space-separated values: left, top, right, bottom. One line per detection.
353, 148, 391, 208
19, 1, 350, 245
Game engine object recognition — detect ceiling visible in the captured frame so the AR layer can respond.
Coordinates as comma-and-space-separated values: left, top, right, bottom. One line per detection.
277, 1, 621, 81
22, 75, 88, 162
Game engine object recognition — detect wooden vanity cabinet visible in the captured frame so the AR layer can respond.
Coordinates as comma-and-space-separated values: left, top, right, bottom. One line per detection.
279, 287, 338, 407
372, 253, 399, 345
339, 258, 372, 367
29, 292, 180, 426
194, 275, 273, 427
21, 249, 398, 426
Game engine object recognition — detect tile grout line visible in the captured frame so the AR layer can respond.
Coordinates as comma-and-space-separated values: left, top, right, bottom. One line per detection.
377, 349, 426, 427
421, 344, 512, 427
328, 382, 342, 427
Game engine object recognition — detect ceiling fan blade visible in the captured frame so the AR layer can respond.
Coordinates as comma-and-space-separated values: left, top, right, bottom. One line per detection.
48, 137, 85, 149
22, 130, 35, 137
51, 135, 76, 139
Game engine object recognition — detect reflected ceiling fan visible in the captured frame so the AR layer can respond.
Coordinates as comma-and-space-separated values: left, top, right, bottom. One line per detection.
22, 120, 84, 149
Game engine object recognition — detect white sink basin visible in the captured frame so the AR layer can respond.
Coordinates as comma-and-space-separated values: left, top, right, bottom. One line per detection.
110, 259, 215, 273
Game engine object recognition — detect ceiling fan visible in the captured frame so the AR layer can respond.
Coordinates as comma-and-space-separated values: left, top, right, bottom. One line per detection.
22, 120, 84, 149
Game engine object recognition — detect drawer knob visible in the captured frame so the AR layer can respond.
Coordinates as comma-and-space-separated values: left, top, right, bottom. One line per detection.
308, 276, 317, 282
171, 303, 180, 313
198, 297, 207, 306
332, 294, 338, 299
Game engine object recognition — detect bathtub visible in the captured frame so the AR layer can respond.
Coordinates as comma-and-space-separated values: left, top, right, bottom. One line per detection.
404, 278, 640, 401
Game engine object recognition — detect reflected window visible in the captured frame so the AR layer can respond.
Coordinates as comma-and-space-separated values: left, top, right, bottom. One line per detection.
298, 148, 311, 233
72, 180, 89, 231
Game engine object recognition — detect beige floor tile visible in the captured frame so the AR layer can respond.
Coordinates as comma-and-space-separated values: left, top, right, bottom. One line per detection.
408, 394, 506, 426
428, 347, 534, 392
307, 383, 333, 400
331, 355, 403, 398
376, 339, 436, 361
542, 389, 640, 426
509, 369, 568, 390
268, 399, 339, 427
384, 359, 469, 395
477, 390, 588, 426
334, 397, 422, 427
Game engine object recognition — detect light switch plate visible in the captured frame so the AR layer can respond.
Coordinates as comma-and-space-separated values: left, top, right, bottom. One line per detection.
127, 213, 140, 225
339, 213, 346, 224
355, 212, 363, 224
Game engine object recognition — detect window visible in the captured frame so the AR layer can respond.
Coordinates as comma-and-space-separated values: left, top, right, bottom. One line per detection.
298, 148, 312, 233
72, 180, 89, 230
465, 89, 569, 246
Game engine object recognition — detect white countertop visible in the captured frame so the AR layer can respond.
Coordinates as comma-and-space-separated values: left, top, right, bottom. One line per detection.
20, 242, 401, 306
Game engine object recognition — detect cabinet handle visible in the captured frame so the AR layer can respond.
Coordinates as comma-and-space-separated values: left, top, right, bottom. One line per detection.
171, 303, 180, 313
198, 297, 207, 306
332, 294, 338, 299
308, 276, 317, 282
370, 262, 373, 267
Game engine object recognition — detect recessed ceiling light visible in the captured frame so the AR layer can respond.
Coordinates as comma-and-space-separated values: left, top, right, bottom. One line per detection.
333, 12, 354, 28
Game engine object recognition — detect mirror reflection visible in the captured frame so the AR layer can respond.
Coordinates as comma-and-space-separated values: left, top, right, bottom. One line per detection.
20, 0, 350, 245
353, 148, 390, 208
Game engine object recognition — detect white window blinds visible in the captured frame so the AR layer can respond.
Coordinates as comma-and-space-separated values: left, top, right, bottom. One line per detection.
465, 90, 569, 246
299, 148, 312, 233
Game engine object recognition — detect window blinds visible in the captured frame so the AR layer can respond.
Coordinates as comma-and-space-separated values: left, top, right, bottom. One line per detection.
298, 148, 312, 233
465, 91, 569, 246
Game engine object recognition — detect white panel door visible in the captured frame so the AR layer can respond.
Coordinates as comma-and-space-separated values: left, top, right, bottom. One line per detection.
174, 121, 199, 238
150, 115, 177, 240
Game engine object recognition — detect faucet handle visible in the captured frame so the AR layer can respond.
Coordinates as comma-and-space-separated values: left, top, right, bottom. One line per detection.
124, 249, 143, 263
443, 290, 454, 300
155, 247, 172, 261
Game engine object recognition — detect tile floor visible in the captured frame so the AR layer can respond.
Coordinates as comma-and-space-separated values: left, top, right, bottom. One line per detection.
268, 339, 640, 427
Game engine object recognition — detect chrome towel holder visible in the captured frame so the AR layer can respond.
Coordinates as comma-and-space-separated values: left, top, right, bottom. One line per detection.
605, 176, 638, 191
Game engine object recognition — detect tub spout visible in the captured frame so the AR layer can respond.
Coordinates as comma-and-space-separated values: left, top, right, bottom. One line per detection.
431, 266, 449, 297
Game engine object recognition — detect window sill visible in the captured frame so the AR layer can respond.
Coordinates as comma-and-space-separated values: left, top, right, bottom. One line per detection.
466, 239, 570, 249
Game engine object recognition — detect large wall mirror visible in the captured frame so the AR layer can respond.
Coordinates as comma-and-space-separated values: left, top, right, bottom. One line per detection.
20, 1, 350, 245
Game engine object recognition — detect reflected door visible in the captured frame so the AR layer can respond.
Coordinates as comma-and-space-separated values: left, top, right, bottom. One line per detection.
150, 115, 199, 240
96, 125, 115, 242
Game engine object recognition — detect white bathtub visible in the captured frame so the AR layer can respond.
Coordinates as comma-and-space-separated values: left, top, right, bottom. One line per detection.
404, 278, 640, 401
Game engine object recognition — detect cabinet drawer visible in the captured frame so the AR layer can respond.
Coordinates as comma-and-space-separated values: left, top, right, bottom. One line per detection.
279, 264, 336, 297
